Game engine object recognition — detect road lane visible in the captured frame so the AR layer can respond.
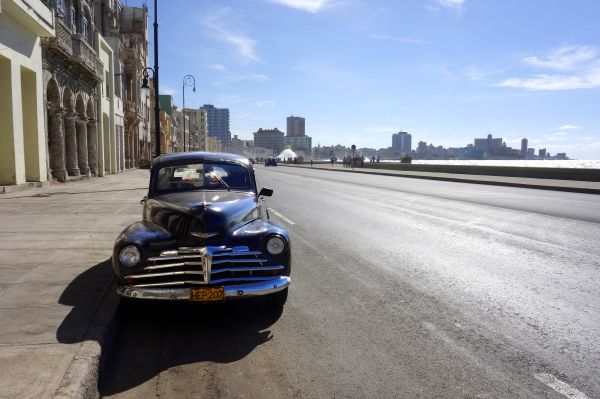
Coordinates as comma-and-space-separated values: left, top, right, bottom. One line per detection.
101, 165, 600, 398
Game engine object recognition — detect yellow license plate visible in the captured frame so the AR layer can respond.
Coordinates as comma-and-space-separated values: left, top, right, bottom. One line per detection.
190, 286, 225, 302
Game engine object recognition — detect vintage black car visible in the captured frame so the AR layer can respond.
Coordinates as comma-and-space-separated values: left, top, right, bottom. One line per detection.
112, 152, 291, 307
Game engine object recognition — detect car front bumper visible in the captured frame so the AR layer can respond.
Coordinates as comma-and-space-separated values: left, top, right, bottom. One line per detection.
116, 276, 291, 301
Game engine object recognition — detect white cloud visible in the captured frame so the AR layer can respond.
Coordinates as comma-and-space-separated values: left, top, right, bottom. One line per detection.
203, 8, 261, 63
523, 45, 597, 71
210, 63, 226, 71
265, 0, 333, 13
214, 73, 269, 85
437, 0, 465, 8
368, 34, 422, 45
160, 85, 177, 96
496, 45, 600, 91
559, 124, 580, 130
255, 100, 276, 108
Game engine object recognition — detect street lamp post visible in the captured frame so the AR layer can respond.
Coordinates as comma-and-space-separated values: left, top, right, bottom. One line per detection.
182, 75, 196, 152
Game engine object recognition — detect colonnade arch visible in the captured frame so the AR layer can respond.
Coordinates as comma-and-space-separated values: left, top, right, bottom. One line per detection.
45, 77, 99, 181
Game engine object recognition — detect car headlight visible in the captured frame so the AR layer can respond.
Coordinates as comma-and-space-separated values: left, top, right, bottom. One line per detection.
266, 236, 286, 255
119, 245, 141, 267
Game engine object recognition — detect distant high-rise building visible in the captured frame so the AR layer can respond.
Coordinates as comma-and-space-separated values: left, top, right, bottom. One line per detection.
474, 134, 503, 158
254, 128, 285, 154
527, 148, 535, 160
539, 148, 547, 158
201, 104, 230, 149
392, 132, 412, 154
521, 138, 528, 158
287, 116, 305, 137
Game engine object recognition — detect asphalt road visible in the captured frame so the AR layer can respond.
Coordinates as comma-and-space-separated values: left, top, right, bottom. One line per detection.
100, 166, 600, 399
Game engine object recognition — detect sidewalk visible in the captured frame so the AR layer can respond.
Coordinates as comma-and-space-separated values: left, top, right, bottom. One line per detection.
0, 170, 149, 399
281, 163, 600, 194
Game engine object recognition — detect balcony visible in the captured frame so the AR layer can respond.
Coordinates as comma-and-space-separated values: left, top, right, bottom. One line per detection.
71, 34, 103, 81
46, 19, 73, 58
124, 100, 142, 122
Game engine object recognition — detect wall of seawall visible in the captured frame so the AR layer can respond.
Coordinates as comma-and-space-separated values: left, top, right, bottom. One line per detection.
361, 163, 600, 181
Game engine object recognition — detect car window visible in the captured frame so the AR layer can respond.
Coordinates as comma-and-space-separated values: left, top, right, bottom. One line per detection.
155, 163, 252, 193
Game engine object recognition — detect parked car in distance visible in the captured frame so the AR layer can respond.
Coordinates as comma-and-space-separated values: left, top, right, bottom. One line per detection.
112, 152, 291, 307
265, 157, 278, 167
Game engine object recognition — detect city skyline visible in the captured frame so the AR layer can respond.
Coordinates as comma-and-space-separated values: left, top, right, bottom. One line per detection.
129, 0, 600, 159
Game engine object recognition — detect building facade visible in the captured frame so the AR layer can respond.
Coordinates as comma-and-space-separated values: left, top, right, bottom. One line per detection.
287, 116, 305, 137
254, 128, 284, 154
186, 108, 208, 151
284, 135, 312, 156
42, 0, 107, 182
521, 138, 528, 159
201, 104, 230, 149
392, 131, 412, 155
0, 0, 55, 186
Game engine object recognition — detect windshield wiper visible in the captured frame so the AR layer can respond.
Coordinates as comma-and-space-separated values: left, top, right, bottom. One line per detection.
208, 172, 230, 191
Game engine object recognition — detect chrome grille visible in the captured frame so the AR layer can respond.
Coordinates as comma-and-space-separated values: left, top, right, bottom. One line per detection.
126, 246, 284, 288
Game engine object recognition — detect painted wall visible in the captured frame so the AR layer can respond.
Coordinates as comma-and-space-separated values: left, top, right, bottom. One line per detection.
0, 0, 54, 186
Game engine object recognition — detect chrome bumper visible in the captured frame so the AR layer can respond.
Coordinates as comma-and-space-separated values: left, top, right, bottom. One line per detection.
116, 276, 291, 301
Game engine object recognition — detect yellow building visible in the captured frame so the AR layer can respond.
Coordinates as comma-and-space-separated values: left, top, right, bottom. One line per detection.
159, 111, 174, 154
0, 0, 55, 188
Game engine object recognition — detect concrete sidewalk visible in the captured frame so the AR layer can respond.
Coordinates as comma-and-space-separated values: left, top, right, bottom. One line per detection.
280, 163, 600, 194
0, 170, 148, 399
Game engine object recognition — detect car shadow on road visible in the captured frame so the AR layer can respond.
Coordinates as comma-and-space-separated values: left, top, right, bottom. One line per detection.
56, 259, 115, 345
98, 291, 284, 396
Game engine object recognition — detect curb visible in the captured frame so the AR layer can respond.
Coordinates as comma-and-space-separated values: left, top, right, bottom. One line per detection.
52, 280, 121, 399
278, 165, 600, 195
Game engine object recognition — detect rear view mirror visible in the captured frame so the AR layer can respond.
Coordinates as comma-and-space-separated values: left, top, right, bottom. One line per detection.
258, 188, 273, 197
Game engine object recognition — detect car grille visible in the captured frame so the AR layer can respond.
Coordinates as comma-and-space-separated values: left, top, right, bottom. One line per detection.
125, 246, 284, 288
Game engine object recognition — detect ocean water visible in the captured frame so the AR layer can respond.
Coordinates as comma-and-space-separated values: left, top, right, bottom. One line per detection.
404, 160, 600, 169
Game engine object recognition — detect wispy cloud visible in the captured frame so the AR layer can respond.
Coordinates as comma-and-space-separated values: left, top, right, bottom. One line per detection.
210, 63, 226, 71
161, 85, 177, 96
368, 34, 422, 45
255, 100, 276, 108
523, 45, 597, 71
203, 8, 261, 63
265, 0, 334, 13
214, 73, 269, 85
559, 124, 580, 130
496, 45, 600, 90
427, 0, 465, 13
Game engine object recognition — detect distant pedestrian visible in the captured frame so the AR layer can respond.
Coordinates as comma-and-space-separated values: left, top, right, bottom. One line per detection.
310, 160, 314, 167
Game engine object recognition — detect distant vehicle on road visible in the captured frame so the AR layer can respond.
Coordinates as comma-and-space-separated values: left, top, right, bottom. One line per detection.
112, 151, 291, 307
265, 157, 278, 167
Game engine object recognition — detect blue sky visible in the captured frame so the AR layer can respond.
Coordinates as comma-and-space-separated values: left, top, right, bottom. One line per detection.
128, 0, 600, 159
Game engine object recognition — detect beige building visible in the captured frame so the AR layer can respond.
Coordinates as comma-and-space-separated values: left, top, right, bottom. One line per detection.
0, 0, 55, 187
185, 108, 208, 151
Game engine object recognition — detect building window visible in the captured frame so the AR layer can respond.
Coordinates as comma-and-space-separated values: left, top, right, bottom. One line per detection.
70, 6, 76, 31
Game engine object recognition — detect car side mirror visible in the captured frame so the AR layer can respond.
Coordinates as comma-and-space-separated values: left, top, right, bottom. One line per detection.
258, 188, 273, 197
140, 196, 147, 205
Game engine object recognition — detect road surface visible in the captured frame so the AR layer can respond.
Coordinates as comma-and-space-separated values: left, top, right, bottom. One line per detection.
101, 165, 600, 398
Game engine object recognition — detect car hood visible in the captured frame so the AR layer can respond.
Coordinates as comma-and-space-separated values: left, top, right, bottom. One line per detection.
144, 190, 259, 245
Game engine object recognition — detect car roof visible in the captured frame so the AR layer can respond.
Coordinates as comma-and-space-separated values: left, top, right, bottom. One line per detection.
152, 151, 251, 168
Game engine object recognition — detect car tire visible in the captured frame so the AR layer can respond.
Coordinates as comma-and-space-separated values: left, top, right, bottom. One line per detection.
266, 287, 288, 308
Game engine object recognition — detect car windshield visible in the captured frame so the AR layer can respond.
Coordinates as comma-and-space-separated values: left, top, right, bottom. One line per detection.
155, 163, 252, 193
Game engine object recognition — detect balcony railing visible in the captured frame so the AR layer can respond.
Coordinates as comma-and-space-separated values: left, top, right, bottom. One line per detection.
47, 19, 73, 57
72, 34, 103, 80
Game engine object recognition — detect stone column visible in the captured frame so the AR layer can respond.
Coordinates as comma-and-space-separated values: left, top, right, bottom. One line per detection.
76, 119, 89, 175
48, 107, 67, 182
87, 120, 98, 176
120, 127, 125, 171
125, 131, 131, 169
64, 113, 80, 176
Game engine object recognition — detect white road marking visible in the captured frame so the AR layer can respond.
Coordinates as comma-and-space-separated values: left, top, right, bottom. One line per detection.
268, 208, 296, 225
534, 373, 589, 399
